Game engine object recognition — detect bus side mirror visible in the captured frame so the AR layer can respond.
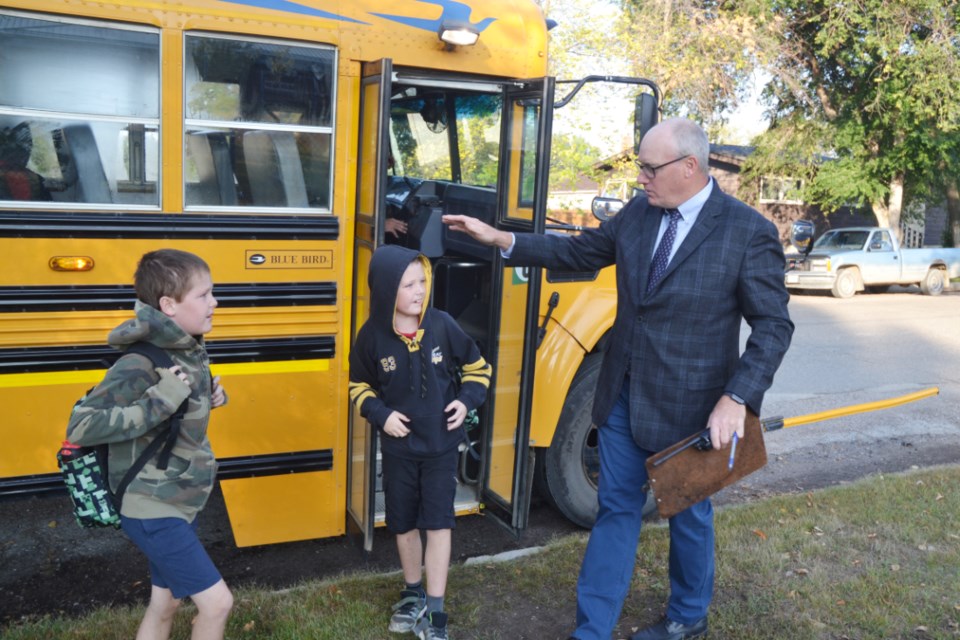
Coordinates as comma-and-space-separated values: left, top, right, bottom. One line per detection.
790, 220, 815, 255
633, 92, 659, 155
592, 196, 624, 221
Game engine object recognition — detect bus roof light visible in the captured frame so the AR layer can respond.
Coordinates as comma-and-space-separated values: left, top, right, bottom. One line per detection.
438, 21, 480, 48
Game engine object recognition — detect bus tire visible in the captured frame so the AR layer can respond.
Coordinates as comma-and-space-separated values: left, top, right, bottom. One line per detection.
538, 352, 655, 529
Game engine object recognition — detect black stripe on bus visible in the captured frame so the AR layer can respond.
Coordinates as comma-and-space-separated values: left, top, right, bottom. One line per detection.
216, 449, 334, 480
0, 282, 336, 312
0, 211, 338, 240
0, 449, 334, 498
0, 336, 336, 374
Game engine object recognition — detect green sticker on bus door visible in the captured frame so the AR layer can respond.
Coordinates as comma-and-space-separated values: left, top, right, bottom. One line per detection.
512, 267, 529, 284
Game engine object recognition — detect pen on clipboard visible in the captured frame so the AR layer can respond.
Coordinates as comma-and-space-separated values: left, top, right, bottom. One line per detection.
728, 432, 738, 471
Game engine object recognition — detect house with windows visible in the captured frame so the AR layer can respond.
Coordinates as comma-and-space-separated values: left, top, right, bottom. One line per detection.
708, 145, 949, 248
546, 173, 603, 227
708, 145, 873, 246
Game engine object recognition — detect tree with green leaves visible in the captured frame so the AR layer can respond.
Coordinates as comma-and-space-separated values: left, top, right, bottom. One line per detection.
539, 0, 765, 216
541, 0, 762, 136
540, 0, 960, 245
738, 0, 960, 242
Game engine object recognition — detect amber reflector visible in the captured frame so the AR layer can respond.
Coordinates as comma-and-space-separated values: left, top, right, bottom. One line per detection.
49, 256, 95, 271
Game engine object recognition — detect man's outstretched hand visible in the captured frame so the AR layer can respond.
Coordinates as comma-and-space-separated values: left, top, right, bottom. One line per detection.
442, 214, 514, 250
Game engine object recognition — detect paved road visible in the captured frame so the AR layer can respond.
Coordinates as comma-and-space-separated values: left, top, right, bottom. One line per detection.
714, 286, 960, 507
2, 286, 958, 625
761, 287, 959, 455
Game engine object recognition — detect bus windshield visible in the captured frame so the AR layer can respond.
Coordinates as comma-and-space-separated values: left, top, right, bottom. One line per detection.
384, 84, 504, 261
389, 89, 501, 188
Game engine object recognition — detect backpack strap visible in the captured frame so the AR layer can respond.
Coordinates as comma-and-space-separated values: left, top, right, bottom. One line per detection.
109, 429, 172, 510
112, 342, 189, 505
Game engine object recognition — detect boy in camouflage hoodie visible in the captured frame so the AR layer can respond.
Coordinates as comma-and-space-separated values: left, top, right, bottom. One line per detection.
67, 249, 232, 640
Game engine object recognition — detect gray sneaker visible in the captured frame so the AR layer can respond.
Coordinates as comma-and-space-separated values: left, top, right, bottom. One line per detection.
388, 589, 426, 633
414, 611, 449, 640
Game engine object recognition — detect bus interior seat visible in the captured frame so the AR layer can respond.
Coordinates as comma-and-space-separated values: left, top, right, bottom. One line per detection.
54, 124, 112, 203
240, 130, 308, 207
433, 258, 490, 355
440, 184, 497, 260
183, 56, 238, 206
433, 258, 487, 320
185, 131, 237, 206
298, 134, 331, 208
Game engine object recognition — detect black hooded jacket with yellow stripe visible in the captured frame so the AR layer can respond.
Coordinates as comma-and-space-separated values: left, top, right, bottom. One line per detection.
349, 245, 491, 458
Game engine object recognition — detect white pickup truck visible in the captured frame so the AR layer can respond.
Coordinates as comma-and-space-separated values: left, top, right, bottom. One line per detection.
784, 225, 960, 298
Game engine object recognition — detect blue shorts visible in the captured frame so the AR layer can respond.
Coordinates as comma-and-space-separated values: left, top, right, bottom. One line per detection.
382, 449, 458, 533
121, 515, 222, 599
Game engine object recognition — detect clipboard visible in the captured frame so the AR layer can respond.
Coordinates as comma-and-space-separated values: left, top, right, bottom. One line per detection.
645, 412, 766, 519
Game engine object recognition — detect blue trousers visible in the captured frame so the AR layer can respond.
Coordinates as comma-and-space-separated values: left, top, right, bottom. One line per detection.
572, 382, 715, 639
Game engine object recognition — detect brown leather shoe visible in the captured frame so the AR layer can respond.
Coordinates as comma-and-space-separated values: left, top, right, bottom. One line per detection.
630, 616, 708, 640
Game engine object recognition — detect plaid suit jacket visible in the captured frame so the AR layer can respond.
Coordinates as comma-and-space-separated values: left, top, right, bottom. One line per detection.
510, 182, 793, 452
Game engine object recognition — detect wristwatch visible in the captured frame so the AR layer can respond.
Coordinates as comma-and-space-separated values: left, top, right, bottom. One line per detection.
725, 392, 745, 405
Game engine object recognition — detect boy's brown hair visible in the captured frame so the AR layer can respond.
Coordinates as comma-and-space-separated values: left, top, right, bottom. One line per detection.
134, 249, 210, 309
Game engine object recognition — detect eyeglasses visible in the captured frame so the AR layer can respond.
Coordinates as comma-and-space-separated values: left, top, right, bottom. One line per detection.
634, 155, 688, 179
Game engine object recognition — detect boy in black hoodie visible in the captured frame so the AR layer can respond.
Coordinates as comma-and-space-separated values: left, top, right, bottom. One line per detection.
349, 245, 491, 640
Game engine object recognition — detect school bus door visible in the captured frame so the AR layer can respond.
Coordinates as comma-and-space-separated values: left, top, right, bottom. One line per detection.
347, 61, 555, 546
347, 59, 392, 552
481, 79, 554, 536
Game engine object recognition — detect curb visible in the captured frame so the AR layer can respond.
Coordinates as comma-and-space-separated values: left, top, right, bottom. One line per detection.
463, 546, 546, 565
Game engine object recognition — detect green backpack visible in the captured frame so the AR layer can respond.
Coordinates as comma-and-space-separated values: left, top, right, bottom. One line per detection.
57, 343, 187, 529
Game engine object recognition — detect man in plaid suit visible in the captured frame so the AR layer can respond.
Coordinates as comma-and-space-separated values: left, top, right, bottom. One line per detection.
444, 118, 793, 640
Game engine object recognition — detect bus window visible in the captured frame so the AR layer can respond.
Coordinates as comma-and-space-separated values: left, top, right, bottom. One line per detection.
0, 13, 159, 207
390, 92, 500, 186
390, 95, 454, 181
517, 104, 539, 210
385, 87, 501, 262
184, 35, 335, 212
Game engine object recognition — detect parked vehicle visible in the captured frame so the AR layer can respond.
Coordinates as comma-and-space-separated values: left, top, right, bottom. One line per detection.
784, 223, 960, 298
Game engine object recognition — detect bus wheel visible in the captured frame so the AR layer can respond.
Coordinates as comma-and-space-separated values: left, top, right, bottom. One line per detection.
537, 353, 655, 528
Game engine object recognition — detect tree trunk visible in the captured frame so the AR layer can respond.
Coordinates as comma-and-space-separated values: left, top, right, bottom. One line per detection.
874, 176, 904, 242
946, 181, 960, 247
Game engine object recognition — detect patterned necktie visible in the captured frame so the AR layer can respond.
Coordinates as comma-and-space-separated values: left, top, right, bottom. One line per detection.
646, 208, 682, 293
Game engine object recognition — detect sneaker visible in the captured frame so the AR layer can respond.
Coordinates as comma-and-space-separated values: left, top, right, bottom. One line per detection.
414, 611, 449, 640
388, 589, 426, 633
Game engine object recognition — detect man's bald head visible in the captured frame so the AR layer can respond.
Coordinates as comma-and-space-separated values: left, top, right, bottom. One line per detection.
636, 118, 711, 208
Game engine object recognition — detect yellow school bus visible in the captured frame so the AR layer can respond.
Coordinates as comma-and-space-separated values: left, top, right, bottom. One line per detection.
0, 0, 659, 548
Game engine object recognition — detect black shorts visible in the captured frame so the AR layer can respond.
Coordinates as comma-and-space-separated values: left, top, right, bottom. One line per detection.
382, 449, 458, 533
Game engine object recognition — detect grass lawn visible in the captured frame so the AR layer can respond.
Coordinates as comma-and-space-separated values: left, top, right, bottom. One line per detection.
3, 466, 958, 639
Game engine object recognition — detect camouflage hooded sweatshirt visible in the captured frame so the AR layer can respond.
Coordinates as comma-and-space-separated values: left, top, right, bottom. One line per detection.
67, 301, 219, 522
